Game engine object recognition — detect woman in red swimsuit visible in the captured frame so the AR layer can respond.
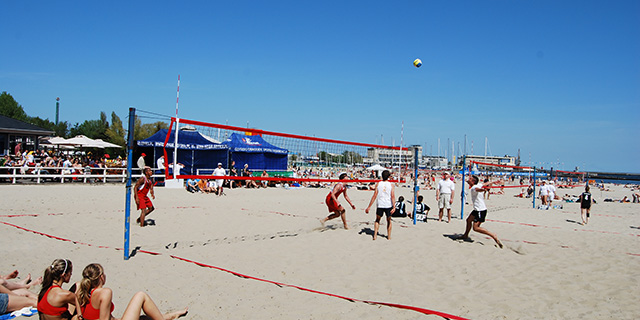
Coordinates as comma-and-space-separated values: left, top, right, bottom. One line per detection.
322, 173, 356, 229
76, 263, 187, 320
37, 259, 81, 320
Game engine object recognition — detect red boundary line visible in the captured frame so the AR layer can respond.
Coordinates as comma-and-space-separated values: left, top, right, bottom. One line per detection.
0, 219, 468, 320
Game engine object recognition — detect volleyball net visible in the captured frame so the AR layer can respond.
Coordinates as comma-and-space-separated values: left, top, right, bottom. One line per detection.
159, 117, 408, 185
466, 160, 539, 189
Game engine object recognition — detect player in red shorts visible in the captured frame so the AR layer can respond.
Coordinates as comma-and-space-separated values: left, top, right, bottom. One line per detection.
322, 173, 356, 229
134, 167, 155, 227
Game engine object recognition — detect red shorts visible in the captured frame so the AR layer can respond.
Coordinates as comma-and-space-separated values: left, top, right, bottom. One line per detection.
325, 193, 342, 213
137, 193, 153, 210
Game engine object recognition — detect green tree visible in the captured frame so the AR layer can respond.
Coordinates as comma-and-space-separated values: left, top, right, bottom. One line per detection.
133, 116, 169, 141
0, 92, 28, 121
105, 112, 126, 147
70, 111, 109, 139
342, 151, 362, 164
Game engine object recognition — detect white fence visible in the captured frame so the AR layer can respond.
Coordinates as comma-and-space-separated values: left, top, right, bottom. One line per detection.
0, 166, 166, 184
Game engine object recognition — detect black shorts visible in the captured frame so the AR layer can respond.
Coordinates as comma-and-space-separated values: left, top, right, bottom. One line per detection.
470, 210, 487, 223
581, 204, 591, 209
376, 207, 392, 218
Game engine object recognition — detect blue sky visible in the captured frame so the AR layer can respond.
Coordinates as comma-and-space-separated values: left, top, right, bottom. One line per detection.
2, 1, 638, 173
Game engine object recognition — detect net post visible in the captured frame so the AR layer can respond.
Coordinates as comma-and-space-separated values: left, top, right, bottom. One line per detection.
173, 118, 180, 179
124, 107, 136, 260
413, 147, 418, 225
460, 155, 466, 220
532, 166, 537, 209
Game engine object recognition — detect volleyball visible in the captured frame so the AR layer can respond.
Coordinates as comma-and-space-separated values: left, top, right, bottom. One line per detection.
413, 58, 422, 68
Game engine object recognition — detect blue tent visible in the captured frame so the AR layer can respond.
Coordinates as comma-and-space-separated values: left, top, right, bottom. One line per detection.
136, 129, 228, 175
223, 133, 288, 170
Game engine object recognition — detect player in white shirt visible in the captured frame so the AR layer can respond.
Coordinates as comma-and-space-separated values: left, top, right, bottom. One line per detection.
365, 170, 395, 240
460, 175, 503, 248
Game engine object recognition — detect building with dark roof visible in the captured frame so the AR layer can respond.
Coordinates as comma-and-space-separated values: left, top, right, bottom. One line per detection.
0, 114, 54, 156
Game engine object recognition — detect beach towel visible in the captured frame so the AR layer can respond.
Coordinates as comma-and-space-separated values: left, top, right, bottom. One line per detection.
0, 307, 38, 320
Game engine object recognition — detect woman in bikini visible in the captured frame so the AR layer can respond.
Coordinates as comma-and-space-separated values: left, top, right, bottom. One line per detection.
76, 263, 187, 320
38, 259, 81, 320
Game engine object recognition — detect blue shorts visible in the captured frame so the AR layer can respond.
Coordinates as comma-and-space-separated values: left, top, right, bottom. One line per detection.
0, 293, 8, 314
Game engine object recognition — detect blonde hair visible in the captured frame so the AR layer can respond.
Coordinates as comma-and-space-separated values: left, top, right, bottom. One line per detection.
77, 263, 104, 306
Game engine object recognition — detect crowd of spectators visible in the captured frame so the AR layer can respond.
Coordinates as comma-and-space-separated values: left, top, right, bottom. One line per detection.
1, 148, 126, 182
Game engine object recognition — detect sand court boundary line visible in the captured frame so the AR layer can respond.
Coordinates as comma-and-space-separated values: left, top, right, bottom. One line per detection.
485, 218, 640, 237
0, 219, 470, 320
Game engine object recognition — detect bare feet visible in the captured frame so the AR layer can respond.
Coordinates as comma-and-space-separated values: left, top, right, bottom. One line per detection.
22, 273, 31, 285
164, 307, 189, 320
343, 225, 349, 230
4, 270, 18, 280
30, 276, 43, 288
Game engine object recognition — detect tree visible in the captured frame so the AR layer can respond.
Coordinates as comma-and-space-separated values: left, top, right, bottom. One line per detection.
105, 112, 126, 147
342, 150, 362, 164
133, 116, 169, 141
26, 116, 70, 137
0, 92, 28, 121
70, 111, 109, 139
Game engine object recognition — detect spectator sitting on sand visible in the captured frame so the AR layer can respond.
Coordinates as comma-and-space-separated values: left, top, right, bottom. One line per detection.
1, 270, 42, 297
37, 259, 80, 320
76, 263, 187, 320
197, 178, 212, 193
186, 178, 199, 193
1, 269, 42, 315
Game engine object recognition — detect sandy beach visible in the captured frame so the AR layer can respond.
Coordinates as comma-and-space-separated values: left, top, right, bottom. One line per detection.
1, 181, 639, 319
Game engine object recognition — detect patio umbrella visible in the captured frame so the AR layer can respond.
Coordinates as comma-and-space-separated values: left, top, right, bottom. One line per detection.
40, 137, 75, 149
65, 135, 104, 148
94, 139, 123, 148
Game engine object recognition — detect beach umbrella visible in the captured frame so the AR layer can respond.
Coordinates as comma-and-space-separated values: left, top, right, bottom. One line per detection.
42, 136, 71, 145
94, 139, 123, 148
39, 136, 76, 149
65, 135, 104, 148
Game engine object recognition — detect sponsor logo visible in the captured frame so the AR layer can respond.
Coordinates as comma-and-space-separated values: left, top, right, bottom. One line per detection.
242, 137, 262, 146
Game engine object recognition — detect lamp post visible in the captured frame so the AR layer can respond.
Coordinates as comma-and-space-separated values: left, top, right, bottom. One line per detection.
55, 97, 60, 125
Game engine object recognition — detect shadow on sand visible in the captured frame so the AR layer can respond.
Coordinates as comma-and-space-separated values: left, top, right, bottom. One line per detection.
443, 233, 474, 243
358, 227, 389, 239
